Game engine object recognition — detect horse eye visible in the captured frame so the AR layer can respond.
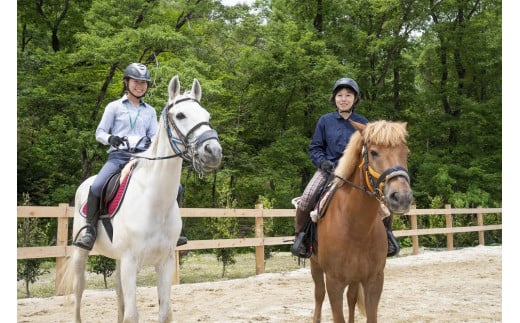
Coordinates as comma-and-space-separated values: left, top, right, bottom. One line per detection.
370, 150, 379, 158
176, 112, 186, 120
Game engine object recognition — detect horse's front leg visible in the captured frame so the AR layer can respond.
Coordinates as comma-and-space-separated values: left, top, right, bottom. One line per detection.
119, 255, 139, 323
114, 260, 124, 323
155, 252, 175, 323
363, 271, 384, 323
310, 257, 325, 323
326, 275, 347, 323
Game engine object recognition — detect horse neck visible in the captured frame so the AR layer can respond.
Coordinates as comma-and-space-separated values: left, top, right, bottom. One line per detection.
336, 164, 381, 227
137, 118, 184, 196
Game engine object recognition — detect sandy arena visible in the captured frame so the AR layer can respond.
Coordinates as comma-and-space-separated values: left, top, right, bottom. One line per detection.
17, 245, 502, 322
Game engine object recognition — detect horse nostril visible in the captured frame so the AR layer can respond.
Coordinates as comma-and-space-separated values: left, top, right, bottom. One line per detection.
390, 191, 413, 205
203, 143, 222, 161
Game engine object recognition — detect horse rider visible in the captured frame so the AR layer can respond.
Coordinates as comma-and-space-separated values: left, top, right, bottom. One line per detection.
291, 77, 400, 258
74, 63, 187, 250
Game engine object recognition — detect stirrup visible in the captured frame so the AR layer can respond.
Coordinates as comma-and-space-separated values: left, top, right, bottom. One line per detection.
73, 225, 97, 251
177, 236, 188, 246
386, 230, 400, 257
291, 232, 311, 258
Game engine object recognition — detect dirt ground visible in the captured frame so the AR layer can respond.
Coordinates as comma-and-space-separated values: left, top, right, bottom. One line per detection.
17, 245, 502, 323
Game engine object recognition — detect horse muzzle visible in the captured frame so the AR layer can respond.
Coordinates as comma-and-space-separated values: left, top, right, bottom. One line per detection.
193, 137, 222, 173
384, 176, 413, 214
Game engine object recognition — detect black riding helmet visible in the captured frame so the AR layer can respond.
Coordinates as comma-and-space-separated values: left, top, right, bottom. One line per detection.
123, 63, 150, 98
329, 77, 360, 106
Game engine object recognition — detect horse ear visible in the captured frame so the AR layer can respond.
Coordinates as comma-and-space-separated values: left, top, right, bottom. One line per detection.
168, 75, 181, 101
349, 120, 366, 132
191, 78, 202, 102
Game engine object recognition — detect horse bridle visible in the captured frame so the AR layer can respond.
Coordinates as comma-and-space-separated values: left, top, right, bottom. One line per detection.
335, 144, 410, 204
119, 97, 219, 174
163, 97, 219, 173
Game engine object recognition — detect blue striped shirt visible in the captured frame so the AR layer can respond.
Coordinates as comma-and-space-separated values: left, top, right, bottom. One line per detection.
95, 94, 158, 153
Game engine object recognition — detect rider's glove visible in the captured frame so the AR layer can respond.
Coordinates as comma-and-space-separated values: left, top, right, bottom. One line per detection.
108, 135, 124, 148
319, 160, 335, 173
143, 136, 152, 149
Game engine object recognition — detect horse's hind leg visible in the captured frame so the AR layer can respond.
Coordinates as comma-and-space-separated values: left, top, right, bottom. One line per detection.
310, 258, 326, 323
71, 248, 89, 323
155, 255, 175, 323
115, 260, 124, 323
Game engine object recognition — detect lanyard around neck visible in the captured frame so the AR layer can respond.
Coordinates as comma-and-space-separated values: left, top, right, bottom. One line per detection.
126, 101, 142, 130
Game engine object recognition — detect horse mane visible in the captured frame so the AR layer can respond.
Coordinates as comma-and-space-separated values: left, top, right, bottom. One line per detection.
333, 120, 408, 183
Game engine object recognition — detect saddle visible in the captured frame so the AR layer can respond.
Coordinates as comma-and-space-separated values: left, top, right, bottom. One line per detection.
80, 160, 137, 241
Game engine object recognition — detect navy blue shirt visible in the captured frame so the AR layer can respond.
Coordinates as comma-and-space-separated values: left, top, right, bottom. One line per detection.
309, 110, 368, 168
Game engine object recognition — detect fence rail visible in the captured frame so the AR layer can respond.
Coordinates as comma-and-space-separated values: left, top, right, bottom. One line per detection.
17, 204, 501, 294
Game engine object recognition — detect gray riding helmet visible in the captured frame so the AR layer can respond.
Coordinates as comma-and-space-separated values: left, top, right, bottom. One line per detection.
123, 63, 151, 81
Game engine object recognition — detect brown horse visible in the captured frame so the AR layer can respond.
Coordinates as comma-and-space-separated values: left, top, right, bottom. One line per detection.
310, 120, 413, 323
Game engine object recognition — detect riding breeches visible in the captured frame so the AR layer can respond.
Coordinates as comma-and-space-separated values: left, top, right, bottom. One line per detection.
90, 152, 131, 198
297, 169, 328, 212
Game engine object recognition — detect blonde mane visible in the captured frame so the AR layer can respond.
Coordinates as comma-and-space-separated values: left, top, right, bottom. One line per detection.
333, 120, 408, 183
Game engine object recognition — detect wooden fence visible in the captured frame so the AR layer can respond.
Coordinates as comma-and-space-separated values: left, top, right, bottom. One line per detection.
17, 204, 501, 295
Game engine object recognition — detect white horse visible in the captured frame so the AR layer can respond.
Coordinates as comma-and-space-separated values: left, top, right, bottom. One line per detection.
60, 75, 222, 323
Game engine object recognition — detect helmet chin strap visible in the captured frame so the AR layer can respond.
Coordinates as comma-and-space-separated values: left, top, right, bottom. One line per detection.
128, 89, 146, 99
338, 107, 354, 114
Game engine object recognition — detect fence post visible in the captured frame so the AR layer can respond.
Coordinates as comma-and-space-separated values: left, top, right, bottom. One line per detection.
445, 204, 453, 250
55, 203, 70, 296
477, 206, 485, 245
173, 250, 180, 285
255, 204, 265, 275
411, 205, 419, 255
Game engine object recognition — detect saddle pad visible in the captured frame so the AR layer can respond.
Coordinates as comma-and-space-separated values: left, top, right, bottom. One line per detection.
310, 183, 337, 222
80, 171, 132, 218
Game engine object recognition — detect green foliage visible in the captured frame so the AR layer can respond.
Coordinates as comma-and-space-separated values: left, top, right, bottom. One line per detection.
87, 256, 116, 289
17, 0, 502, 251
212, 216, 239, 277
17, 259, 50, 298
17, 194, 50, 297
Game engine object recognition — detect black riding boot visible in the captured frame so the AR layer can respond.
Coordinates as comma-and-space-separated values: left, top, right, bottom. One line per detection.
73, 189, 100, 251
384, 215, 400, 257
291, 208, 311, 258
176, 183, 188, 247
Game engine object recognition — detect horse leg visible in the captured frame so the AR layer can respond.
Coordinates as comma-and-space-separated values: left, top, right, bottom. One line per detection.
119, 255, 139, 323
69, 248, 89, 323
326, 275, 347, 323
115, 260, 124, 323
310, 258, 325, 323
155, 255, 175, 323
346, 283, 359, 323
363, 271, 384, 323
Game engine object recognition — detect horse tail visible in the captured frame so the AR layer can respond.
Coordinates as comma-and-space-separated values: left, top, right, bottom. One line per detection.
357, 284, 366, 317
57, 255, 75, 296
